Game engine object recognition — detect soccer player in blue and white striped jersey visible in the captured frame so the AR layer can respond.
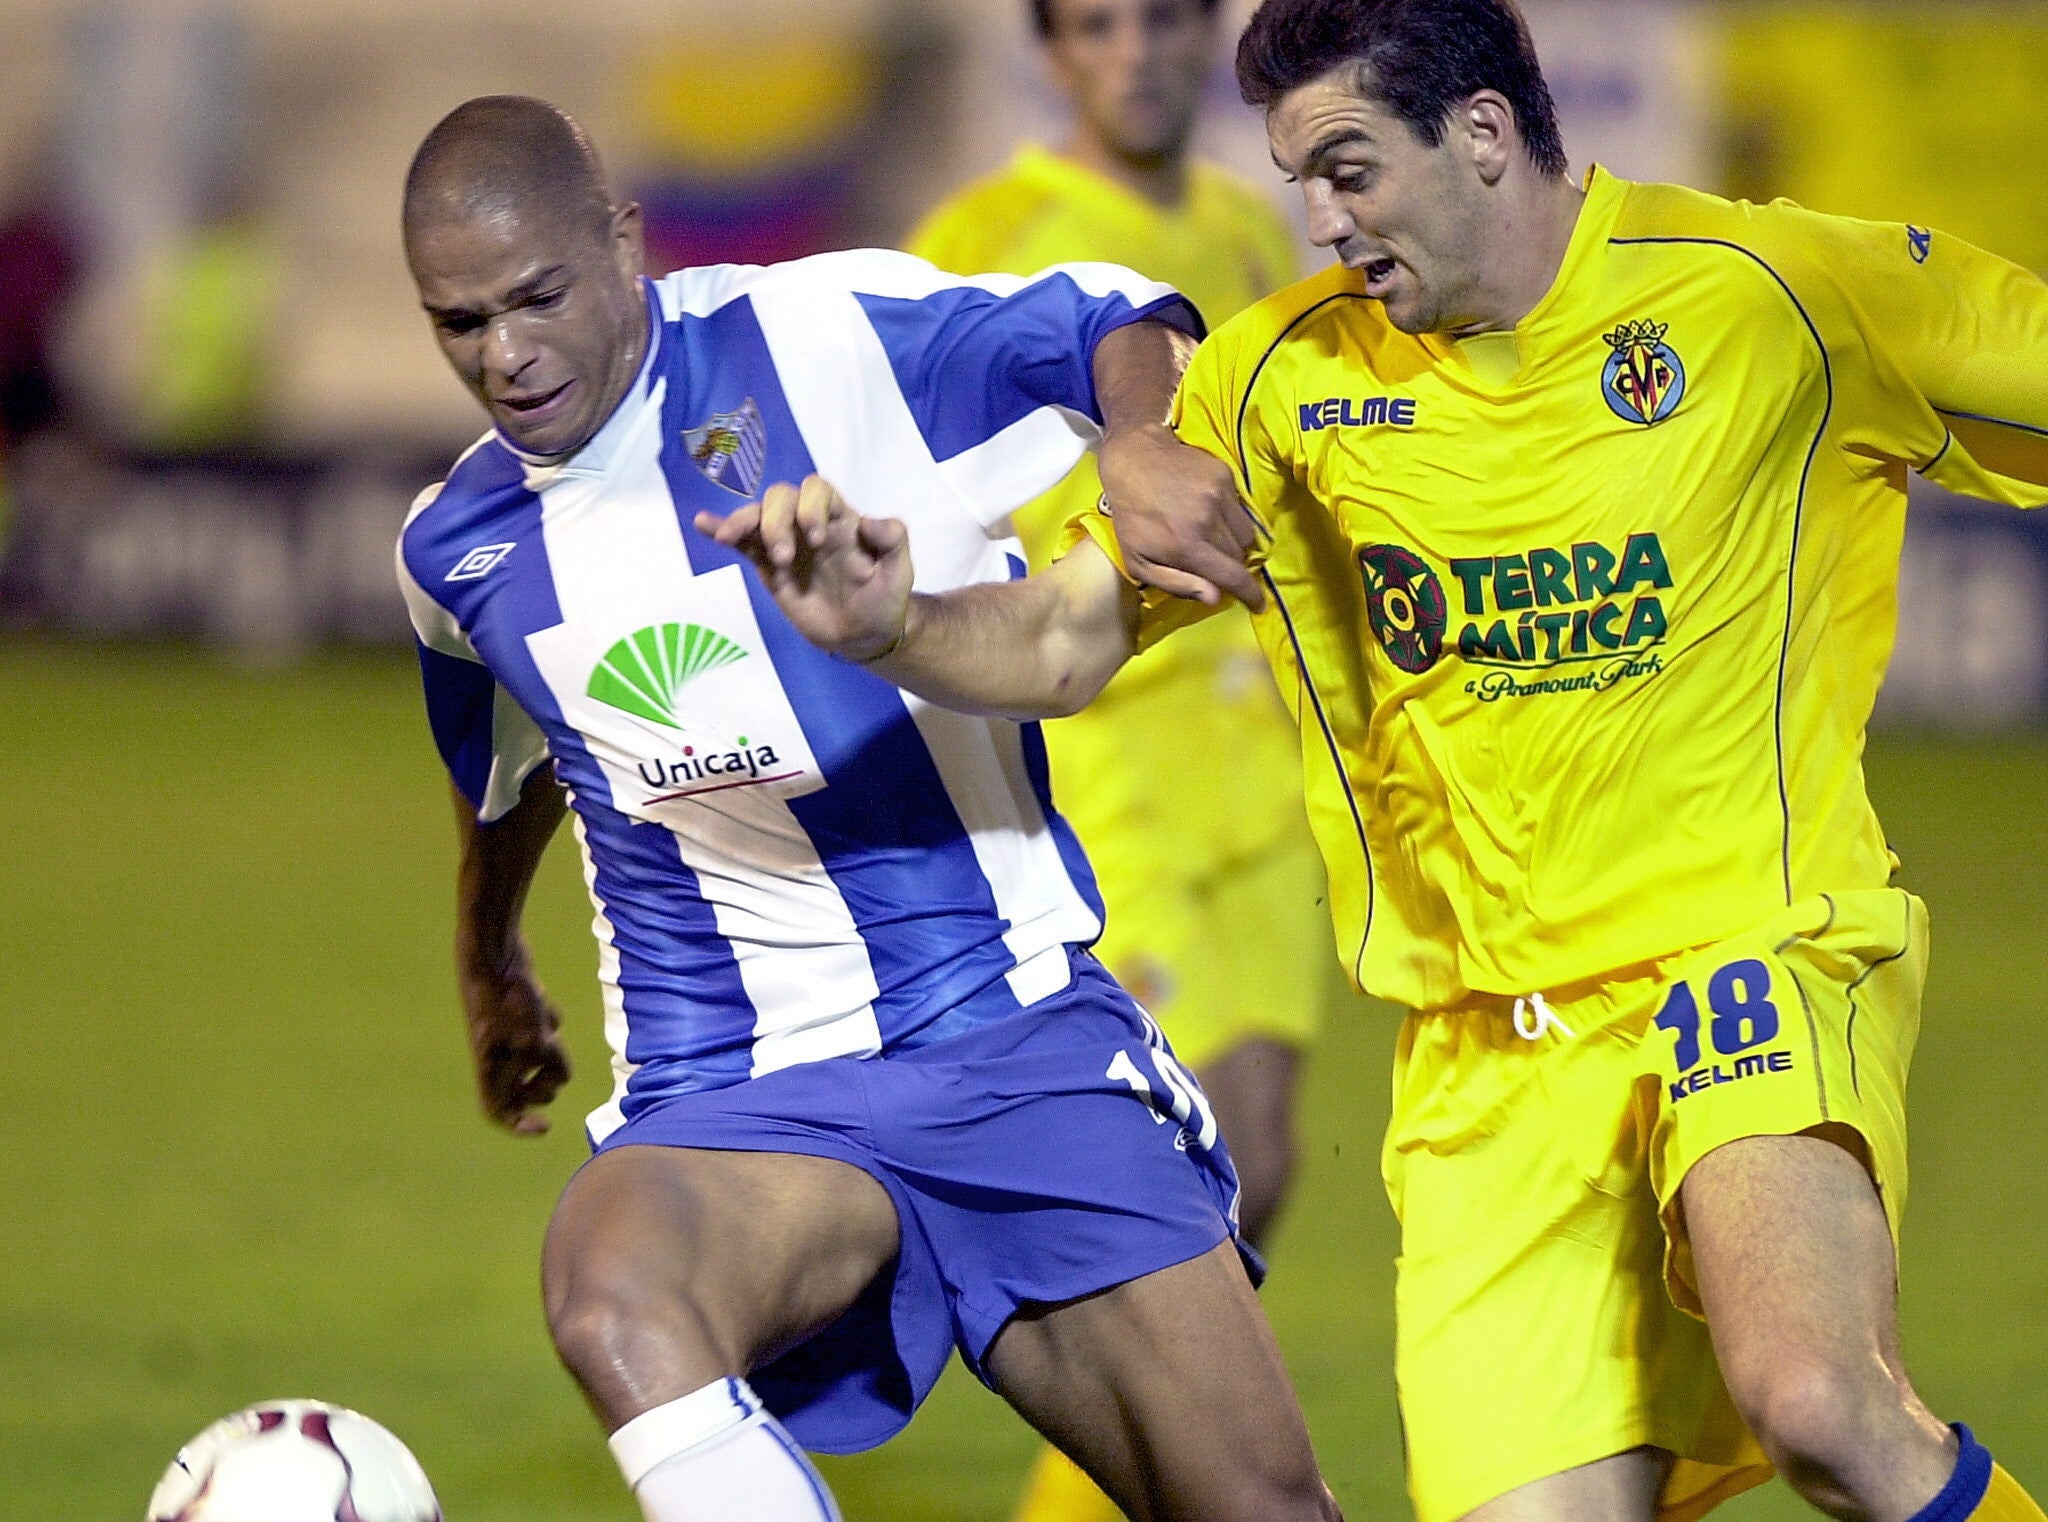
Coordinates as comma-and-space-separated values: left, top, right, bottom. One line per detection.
396, 97, 1336, 1522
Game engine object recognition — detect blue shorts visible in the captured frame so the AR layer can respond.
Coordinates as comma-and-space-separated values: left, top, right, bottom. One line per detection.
591, 950, 1250, 1454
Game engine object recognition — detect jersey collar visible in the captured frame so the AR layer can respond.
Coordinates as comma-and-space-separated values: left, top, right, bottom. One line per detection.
1440, 165, 1629, 386
1507, 165, 1630, 355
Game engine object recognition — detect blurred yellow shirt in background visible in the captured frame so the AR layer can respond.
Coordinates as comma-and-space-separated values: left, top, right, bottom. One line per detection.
909, 145, 1310, 886
910, 146, 1327, 1056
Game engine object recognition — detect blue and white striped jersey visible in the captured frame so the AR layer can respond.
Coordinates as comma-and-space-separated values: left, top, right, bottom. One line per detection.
397, 251, 1199, 1142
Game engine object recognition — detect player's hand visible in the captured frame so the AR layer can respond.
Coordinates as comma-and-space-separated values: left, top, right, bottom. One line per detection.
459, 950, 571, 1136
1097, 422, 1264, 610
697, 475, 914, 662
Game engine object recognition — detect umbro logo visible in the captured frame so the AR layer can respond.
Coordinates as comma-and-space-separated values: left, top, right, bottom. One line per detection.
446, 542, 516, 582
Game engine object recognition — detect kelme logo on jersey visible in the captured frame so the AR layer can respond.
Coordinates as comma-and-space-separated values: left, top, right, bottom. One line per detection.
683, 397, 768, 497
1600, 319, 1686, 426
1299, 396, 1418, 432
1357, 544, 1449, 673
587, 622, 749, 730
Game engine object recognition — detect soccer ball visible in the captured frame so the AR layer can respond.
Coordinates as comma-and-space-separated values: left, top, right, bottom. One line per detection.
146, 1400, 442, 1522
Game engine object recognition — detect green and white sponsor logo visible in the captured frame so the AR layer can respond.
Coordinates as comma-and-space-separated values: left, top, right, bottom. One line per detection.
587, 622, 749, 729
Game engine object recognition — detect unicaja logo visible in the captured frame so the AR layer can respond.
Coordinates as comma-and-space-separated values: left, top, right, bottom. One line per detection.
587, 622, 748, 729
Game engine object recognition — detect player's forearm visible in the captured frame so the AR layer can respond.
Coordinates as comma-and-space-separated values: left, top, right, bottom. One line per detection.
453, 768, 566, 980
868, 550, 1137, 721
1092, 318, 1198, 445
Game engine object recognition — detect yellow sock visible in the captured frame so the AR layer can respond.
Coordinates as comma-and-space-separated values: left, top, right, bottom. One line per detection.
1973, 1465, 2048, 1521
1012, 1443, 1125, 1522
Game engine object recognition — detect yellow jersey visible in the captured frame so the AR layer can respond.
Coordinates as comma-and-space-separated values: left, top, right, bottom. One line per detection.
910, 144, 1309, 867
1079, 166, 2048, 1011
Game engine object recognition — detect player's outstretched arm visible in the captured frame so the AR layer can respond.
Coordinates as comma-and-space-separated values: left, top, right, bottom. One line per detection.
453, 766, 571, 1136
701, 475, 1139, 720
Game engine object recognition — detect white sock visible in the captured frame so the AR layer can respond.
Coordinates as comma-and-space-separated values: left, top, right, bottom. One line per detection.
608, 1377, 841, 1522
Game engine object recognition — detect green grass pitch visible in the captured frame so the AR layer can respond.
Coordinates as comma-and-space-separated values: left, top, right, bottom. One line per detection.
2, 639, 2043, 1519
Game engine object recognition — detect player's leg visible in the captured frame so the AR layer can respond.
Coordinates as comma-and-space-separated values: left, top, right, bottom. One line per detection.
542, 1144, 899, 1522
1010, 1035, 1303, 1522
1684, 1132, 2043, 1521
1651, 889, 2044, 1522
1193, 1036, 1302, 1244
984, 1239, 1339, 1522
1175, 837, 1324, 1247
1013, 845, 1318, 1522
1387, 980, 1773, 1522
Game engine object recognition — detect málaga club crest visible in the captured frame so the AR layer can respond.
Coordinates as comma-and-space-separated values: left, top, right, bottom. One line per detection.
683, 397, 768, 496
1600, 319, 1687, 426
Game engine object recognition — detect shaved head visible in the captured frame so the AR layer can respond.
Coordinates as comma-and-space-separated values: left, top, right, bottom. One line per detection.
404, 96, 649, 459
403, 95, 614, 253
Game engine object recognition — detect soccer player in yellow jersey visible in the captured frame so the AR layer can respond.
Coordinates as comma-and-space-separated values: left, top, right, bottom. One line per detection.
909, 8, 1320, 1518
705, 1, 2048, 1519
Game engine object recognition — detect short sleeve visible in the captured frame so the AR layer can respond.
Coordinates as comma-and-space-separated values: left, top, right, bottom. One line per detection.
831, 259, 1196, 530
395, 490, 549, 822
1806, 213, 2048, 506
856, 262, 1202, 453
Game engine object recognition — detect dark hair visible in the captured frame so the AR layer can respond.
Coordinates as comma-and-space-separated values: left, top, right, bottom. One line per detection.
1030, 0, 1223, 40
1235, 0, 1568, 177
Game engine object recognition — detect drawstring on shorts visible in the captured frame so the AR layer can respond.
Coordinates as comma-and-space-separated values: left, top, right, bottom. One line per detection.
1512, 991, 1577, 1042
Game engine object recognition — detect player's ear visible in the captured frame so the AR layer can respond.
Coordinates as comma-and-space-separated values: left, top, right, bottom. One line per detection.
1460, 91, 1515, 186
609, 200, 646, 281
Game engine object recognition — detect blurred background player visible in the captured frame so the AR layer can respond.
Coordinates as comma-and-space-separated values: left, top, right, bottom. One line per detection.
910, 13, 1321, 1514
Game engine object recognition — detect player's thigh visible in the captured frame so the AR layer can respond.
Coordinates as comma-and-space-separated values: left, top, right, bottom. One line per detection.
1679, 1129, 1915, 1420
1195, 1035, 1302, 1152
1646, 887, 1925, 1313
981, 1239, 1332, 1522
543, 1144, 899, 1372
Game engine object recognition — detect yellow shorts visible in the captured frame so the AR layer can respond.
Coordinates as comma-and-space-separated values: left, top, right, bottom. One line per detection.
1384, 888, 1927, 1522
1089, 834, 1328, 1071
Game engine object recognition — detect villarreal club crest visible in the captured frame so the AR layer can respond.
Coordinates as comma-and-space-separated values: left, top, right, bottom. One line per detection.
1600, 319, 1686, 426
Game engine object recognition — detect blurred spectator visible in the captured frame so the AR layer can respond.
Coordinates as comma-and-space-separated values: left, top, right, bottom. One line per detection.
1720, 4, 2048, 271
627, 28, 879, 269
130, 186, 282, 453
0, 177, 82, 450
0, 171, 82, 551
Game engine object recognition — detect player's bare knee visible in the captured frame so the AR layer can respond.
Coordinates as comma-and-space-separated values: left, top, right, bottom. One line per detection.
1231, 1470, 1343, 1522
1186, 1448, 1339, 1522
542, 1239, 722, 1388
1731, 1350, 1892, 1511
